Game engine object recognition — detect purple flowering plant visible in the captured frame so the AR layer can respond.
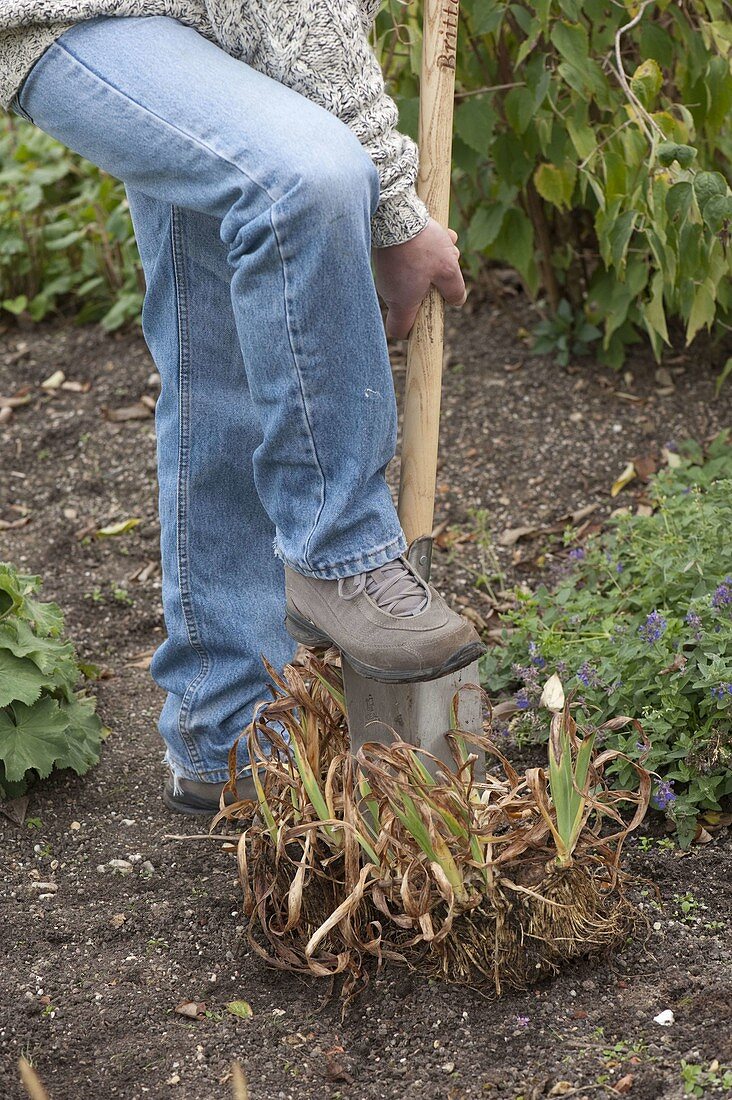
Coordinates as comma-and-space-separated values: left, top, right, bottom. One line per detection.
480, 433, 732, 846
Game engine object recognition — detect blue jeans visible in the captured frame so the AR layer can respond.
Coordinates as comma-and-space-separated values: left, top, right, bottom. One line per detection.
10, 14, 407, 783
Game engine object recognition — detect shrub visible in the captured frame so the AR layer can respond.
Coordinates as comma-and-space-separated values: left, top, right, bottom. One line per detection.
480, 433, 732, 846
0, 115, 142, 328
0, 562, 105, 799
376, 1, 732, 367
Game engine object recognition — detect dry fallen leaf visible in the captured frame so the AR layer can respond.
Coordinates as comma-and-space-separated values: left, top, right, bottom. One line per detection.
460, 606, 488, 631
60, 380, 92, 394
0, 391, 32, 408
659, 653, 687, 676
0, 796, 29, 825
323, 1046, 354, 1085
96, 518, 142, 537
701, 811, 732, 829
125, 647, 157, 670
41, 369, 65, 390
632, 454, 658, 481
103, 403, 153, 422
614, 1073, 635, 1093
663, 447, 682, 469
499, 525, 538, 547
175, 1000, 207, 1020
109, 914, 127, 929
548, 1083, 574, 1097
611, 462, 637, 497
0, 516, 31, 531
613, 390, 644, 403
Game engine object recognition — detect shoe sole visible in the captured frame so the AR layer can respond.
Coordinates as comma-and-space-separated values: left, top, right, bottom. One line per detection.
285, 608, 485, 685
162, 786, 221, 816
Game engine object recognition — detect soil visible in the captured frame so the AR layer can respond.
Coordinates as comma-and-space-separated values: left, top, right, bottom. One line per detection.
1, 300, 731, 1100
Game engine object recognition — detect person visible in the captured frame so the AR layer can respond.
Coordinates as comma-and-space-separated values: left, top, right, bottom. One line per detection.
0, 2, 484, 814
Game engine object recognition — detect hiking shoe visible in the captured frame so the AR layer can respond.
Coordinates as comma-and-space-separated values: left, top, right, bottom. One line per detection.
284, 555, 485, 683
163, 774, 257, 816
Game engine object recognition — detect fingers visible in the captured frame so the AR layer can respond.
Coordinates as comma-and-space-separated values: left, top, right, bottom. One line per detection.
447, 228, 458, 243
433, 260, 467, 308
385, 303, 420, 340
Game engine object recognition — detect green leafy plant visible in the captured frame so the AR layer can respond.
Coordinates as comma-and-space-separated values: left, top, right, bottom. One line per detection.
531, 297, 601, 366
0, 562, 105, 798
481, 433, 732, 846
680, 1060, 732, 1097
0, 115, 142, 327
376, 1, 732, 367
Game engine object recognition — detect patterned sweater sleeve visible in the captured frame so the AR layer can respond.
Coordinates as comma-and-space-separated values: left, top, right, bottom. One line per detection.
211, 0, 429, 248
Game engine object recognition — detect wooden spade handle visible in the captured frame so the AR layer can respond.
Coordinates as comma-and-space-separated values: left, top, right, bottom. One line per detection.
397, 0, 460, 548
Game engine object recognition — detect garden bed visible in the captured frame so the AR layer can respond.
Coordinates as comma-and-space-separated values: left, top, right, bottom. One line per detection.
1, 299, 731, 1098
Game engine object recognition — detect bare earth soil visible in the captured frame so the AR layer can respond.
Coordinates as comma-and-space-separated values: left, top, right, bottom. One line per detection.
1, 301, 731, 1100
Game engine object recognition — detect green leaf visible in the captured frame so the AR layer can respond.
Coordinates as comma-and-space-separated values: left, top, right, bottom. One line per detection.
0, 571, 24, 621
666, 181, 694, 225
701, 194, 732, 234
714, 357, 732, 397
0, 620, 75, 676
489, 208, 537, 292
0, 698, 69, 781
643, 271, 669, 348
468, 204, 506, 251
226, 1000, 253, 1020
470, 4, 504, 36
657, 142, 697, 168
686, 281, 716, 344
534, 162, 575, 210
0, 652, 48, 708
53, 696, 103, 774
608, 210, 638, 273
693, 172, 728, 209
567, 108, 597, 161
505, 86, 536, 135
22, 594, 64, 637
454, 96, 496, 154
551, 20, 589, 68
630, 59, 663, 110
2, 295, 28, 315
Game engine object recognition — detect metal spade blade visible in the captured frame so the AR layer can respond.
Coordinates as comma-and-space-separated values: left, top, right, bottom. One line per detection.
342, 658, 482, 769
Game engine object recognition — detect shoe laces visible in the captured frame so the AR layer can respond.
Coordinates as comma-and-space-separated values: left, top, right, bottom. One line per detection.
338, 557, 430, 617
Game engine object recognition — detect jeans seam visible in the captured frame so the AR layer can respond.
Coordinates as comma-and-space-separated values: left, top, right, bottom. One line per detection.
170, 204, 210, 776
308, 532, 406, 570
56, 34, 331, 572
279, 531, 406, 579
268, 202, 327, 572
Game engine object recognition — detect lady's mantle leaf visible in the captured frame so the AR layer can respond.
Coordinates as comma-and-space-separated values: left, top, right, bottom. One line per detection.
0, 651, 48, 708
0, 698, 69, 781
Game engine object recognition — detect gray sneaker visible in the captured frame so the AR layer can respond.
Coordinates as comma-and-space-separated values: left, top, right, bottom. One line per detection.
163, 775, 257, 816
284, 555, 485, 683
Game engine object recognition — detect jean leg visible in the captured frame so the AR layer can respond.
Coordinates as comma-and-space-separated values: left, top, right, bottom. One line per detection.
17, 15, 408, 582
124, 188, 297, 782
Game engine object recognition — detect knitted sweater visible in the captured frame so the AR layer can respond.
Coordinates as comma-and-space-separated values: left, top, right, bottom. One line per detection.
0, 1, 429, 247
